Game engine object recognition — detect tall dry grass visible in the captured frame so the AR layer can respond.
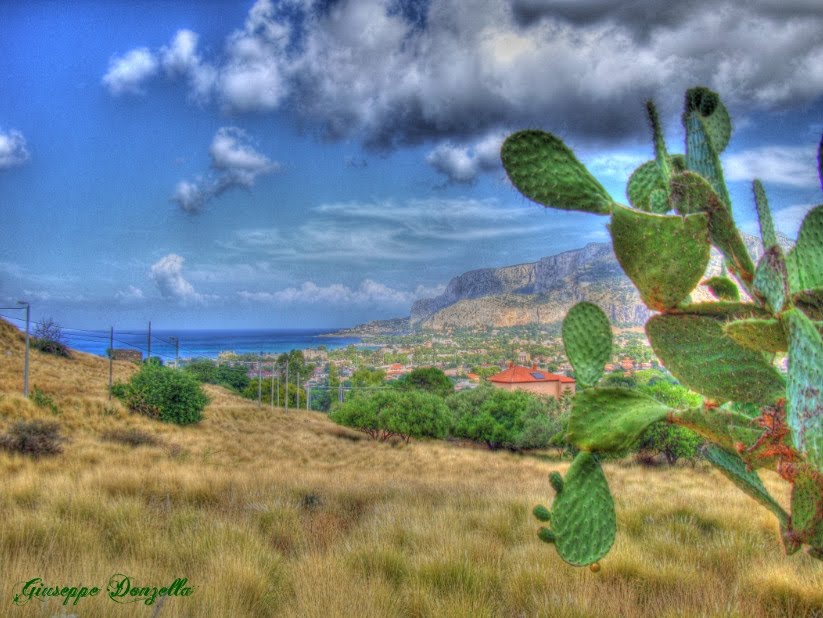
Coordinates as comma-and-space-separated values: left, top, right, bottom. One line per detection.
0, 318, 821, 617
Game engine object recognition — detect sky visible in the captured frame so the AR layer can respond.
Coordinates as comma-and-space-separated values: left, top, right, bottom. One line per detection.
1, 0, 822, 329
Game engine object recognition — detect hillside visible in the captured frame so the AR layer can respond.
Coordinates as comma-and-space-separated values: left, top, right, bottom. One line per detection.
1, 320, 821, 616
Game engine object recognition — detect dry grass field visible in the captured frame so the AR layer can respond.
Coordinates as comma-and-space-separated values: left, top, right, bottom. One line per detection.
0, 318, 822, 617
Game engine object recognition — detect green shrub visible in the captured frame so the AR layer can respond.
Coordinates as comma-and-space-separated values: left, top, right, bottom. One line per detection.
0, 419, 64, 457
184, 359, 250, 393
330, 389, 451, 442
395, 367, 454, 398
30, 386, 59, 415
118, 364, 209, 425
447, 385, 561, 451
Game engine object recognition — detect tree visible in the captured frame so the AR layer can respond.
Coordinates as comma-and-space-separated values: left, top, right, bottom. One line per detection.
636, 380, 703, 465
117, 363, 209, 425
184, 359, 250, 393
330, 390, 452, 442
349, 367, 386, 388
31, 317, 70, 357
447, 385, 558, 450
395, 367, 453, 398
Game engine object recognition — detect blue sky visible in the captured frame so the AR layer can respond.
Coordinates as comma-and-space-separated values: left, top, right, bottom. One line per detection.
1, 0, 822, 329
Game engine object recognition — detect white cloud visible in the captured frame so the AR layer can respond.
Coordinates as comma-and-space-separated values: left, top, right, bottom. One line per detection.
724, 146, 820, 187
150, 254, 202, 303
171, 127, 278, 212
115, 285, 145, 301
102, 48, 159, 95
0, 129, 30, 169
160, 29, 217, 102
239, 278, 421, 307
426, 133, 505, 183
585, 152, 649, 181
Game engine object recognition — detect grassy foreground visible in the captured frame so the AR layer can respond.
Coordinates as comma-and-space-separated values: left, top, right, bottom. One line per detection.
1, 321, 822, 617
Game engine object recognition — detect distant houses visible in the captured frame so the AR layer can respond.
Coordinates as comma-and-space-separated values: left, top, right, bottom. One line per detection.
488, 362, 575, 398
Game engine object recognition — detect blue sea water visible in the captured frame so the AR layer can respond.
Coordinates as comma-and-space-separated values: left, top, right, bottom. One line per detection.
62, 329, 362, 361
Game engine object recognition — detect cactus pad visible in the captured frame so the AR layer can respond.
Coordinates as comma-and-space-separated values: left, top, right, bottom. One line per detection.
501, 130, 612, 215
784, 309, 823, 471
684, 87, 732, 154
753, 246, 789, 314
702, 276, 740, 301
753, 180, 777, 250
787, 205, 823, 293
627, 156, 685, 212
567, 388, 670, 453
646, 313, 785, 403
547, 452, 616, 567
790, 465, 823, 556
723, 318, 788, 353
562, 302, 612, 387
610, 203, 710, 311
533, 504, 552, 522
670, 171, 755, 288
671, 406, 763, 461
702, 444, 788, 526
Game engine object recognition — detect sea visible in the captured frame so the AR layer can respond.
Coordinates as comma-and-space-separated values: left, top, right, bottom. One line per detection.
62, 329, 363, 361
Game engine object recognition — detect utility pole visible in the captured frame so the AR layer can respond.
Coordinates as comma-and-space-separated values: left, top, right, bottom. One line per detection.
306, 387, 310, 411
270, 362, 275, 410
147, 320, 151, 363
276, 373, 280, 408
296, 374, 300, 409
108, 326, 114, 400
18, 301, 29, 397
285, 358, 289, 412
257, 359, 262, 409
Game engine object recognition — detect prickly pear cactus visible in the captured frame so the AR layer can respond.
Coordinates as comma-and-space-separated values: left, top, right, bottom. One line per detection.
506, 87, 823, 566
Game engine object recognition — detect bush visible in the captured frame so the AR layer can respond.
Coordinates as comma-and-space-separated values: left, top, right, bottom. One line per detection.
183, 359, 250, 393
116, 364, 209, 425
635, 380, 703, 464
447, 385, 561, 451
330, 389, 452, 442
30, 386, 59, 415
31, 317, 71, 358
0, 420, 64, 457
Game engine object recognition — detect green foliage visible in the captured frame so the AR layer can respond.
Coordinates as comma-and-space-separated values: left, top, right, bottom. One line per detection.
0, 419, 64, 458
329, 389, 451, 442
30, 386, 59, 415
562, 302, 611, 387
447, 385, 560, 450
503, 86, 823, 565
118, 363, 209, 425
184, 359, 250, 393
349, 367, 386, 388
534, 452, 616, 567
395, 367, 453, 398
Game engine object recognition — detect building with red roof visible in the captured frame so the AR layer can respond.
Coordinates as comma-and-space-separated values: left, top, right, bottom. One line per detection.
488, 362, 576, 398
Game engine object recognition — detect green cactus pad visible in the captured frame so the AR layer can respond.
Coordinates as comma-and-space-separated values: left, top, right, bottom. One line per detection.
753, 246, 789, 313
567, 388, 670, 453
684, 108, 731, 207
684, 87, 732, 154
538, 527, 557, 544
533, 504, 552, 522
784, 309, 823, 471
794, 289, 823, 320
702, 444, 788, 526
671, 302, 770, 319
790, 466, 823, 553
549, 472, 564, 494
610, 203, 710, 311
646, 313, 785, 403
753, 180, 778, 250
669, 171, 755, 288
702, 276, 740, 301
671, 406, 763, 460
787, 205, 823, 294
562, 302, 612, 387
723, 318, 788, 353
647, 100, 672, 184
501, 130, 613, 215
627, 156, 685, 213
550, 452, 616, 567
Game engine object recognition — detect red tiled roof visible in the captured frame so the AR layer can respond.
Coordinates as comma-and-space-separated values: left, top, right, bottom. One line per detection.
488, 362, 575, 384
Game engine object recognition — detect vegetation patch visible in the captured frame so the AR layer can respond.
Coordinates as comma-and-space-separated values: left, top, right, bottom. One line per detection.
0, 419, 64, 458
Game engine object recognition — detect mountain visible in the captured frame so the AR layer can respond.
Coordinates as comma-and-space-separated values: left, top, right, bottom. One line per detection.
340, 233, 788, 334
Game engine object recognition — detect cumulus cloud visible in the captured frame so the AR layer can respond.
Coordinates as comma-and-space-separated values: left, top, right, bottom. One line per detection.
723, 146, 820, 187
0, 129, 31, 169
102, 48, 159, 95
171, 127, 279, 212
150, 254, 202, 302
115, 285, 145, 302
104, 0, 823, 148
159, 29, 217, 101
240, 279, 422, 307
426, 133, 505, 183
